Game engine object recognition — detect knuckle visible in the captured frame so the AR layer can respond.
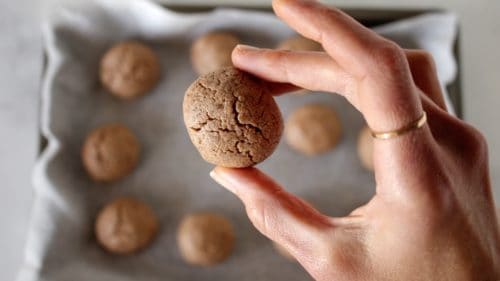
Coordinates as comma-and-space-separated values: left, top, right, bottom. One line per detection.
457, 122, 489, 162
264, 50, 292, 79
265, 49, 287, 59
468, 127, 488, 157
314, 7, 344, 43
416, 51, 435, 69
371, 41, 406, 73
320, 6, 343, 26
410, 50, 437, 75
264, 49, 288, 64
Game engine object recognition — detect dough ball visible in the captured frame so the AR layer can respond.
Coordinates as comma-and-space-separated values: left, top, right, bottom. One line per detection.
95, 197, 159, 254
100, 41, 160, 99
273, 241, 295, 261
177, 212, 235, 266
285, 104, 341, 156
82, 123, 140, 182
357, 126, 374, 170
191, 32, 240, 75
277, 35, 322, 52
183, 67, 283, 167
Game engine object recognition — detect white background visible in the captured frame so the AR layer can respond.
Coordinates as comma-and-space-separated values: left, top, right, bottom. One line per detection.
1, 0, 499, 280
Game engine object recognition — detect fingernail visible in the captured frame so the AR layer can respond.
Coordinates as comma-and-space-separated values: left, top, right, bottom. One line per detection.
210, 168, 237, 195
235, 44, 261, 52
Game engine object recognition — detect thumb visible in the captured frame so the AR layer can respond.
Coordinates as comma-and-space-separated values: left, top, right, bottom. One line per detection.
210, 167, 334, 263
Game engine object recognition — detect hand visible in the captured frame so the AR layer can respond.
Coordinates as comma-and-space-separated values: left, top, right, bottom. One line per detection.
209, 0, 500, 280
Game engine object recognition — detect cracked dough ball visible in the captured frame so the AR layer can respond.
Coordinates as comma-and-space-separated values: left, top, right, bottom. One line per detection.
277, 35, 322, 52
82, 124, 140, 182
100, 41, 160, 99
358, 126, 374, 171
183, 67, 283, 167
285, 104, 341, 156
191, 32, 240, 75
177, 212, 234, 266
95, 197, 159, 255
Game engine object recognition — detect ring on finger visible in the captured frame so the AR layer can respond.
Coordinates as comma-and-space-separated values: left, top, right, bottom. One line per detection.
371, 111, 427, 140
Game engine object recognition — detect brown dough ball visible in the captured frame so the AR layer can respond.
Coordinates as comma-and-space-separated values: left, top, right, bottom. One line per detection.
285, 104, 341, 156
100, 41, 160, 99
177, 212, 235, 266
358, 126, 374, 170
191, 32, 240, 75
95, 197, 159, 254
277, 35, 322, 52
183, 67, 283, 167
82, 123, 140, 182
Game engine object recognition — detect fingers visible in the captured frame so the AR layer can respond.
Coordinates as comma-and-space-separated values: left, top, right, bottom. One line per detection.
209, 167, 334, 257
272, 0, 422, 133
273, 0, 394, 78
232, 45, 354, 96
405, 50, 447, 111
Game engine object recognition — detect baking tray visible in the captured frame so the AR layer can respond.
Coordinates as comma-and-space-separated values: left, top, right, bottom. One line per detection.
34, 3, 462, 281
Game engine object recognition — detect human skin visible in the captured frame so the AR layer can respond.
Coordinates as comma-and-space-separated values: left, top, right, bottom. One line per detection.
209, 0, 500, 280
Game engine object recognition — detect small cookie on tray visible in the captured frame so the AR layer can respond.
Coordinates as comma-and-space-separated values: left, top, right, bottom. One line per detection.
100, 41, 161, 99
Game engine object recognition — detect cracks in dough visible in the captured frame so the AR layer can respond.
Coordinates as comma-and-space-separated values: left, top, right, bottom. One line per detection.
235, 139, 256, 164
230, 90, 270, 142
188, 71, 275, 165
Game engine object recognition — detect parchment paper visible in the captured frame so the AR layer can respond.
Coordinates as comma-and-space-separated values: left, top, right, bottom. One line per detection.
18, 0, 457, 280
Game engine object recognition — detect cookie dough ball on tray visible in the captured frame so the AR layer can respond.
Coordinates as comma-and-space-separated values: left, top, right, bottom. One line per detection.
177, 212, 235, 266
100, 41, 161, 99
183, 67, 283, 168
358, 126, 374, 171
82, 123, 140, 182
95, 197, 159, 255
191, 32, 240, 75
285, 104, 341, 156
277, 35, 322, 52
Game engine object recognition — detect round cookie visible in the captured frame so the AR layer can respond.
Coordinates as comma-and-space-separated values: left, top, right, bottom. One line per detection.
285, 104, 341, 156
95, 197, 159, 254
177, 212, 235, 266
183, 67, 283, 167
82, 123, 140, 182
191, 32, 240, 75
358, 126, 374, 171
100, 41, 160, 99
277, 35, 322, 52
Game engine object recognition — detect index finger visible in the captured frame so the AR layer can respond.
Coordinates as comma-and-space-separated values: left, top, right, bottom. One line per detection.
273, 0, 396, 79
273, 0, 423, 133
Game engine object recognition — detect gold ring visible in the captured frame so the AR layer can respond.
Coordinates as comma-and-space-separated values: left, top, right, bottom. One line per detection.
371, 111, 427, 140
